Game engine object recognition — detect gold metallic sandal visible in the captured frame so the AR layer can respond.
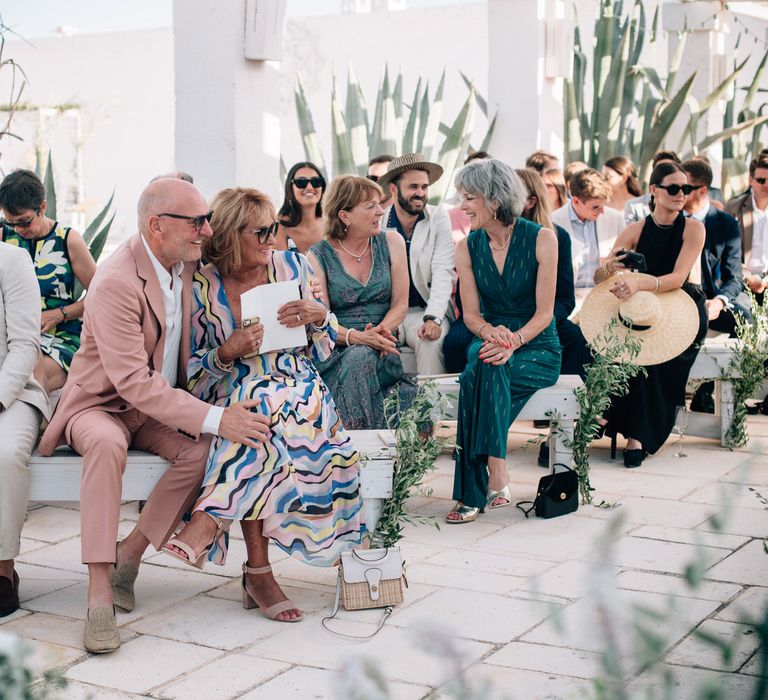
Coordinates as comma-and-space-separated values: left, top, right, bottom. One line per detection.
445, 502, 481, 524
487, 484, 512, 509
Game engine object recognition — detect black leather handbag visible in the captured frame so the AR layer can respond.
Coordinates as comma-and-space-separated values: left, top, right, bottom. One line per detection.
516, 463, 579, 519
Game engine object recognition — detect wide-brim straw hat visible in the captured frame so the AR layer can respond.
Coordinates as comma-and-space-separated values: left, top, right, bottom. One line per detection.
378, 152, 443, 190
579, 272, 700, 366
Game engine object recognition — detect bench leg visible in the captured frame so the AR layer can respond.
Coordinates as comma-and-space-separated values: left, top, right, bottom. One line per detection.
550, 418, 574, 469
720, 380, 735, 447
361, 498, 385, 535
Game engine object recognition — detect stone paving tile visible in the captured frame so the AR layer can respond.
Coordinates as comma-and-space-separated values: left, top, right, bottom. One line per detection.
1, 611, 134, 650
423, 548, 558, 578
627, 524, 750, 550
724, 460, 768, 486
585, 496, 718, 528
203, 576, 338, 612
612, 536, 731, 575
696, 506, 768, 537
66, 635, 221, 694
628, 663, 759, 699
522, 589, 719, 653
682, 480, 768, 509
454, 665, 592, 700
17, 536, 88, 575
714, 585, 768, 623
638, 448, 749, 480
127, 594, 285, 649
238, 666, 428, 700
571, 468, 706, 501
22, 505, 84, 542
155, 653, 289, 699
666, 619, 760, 672
526, 560, 619, 600
23, 636, 87, 678
19, 536, 48, 554
59, 681, 144, 699
245, 622, 490, 687
400, 518, 507, 549
614, 570, 742, 602
706, 540, 768, 585
25, 562, 223, 623
740, 651, 764, 676
15, 561, 86, 603
475, 513, 632, 560
390, 588, 557, 644
484, 641, 606, 679
404, 561, 523, 595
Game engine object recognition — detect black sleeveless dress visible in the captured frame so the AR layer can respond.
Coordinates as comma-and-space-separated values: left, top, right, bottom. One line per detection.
606, 213, 708, 454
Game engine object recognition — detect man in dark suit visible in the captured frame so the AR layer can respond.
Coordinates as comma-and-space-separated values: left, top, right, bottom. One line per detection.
682, 159, 750, 412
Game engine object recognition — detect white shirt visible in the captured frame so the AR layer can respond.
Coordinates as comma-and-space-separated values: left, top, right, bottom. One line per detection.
141, 236, 223, 435
747, 193, 768, 274
567, 201, 600, 287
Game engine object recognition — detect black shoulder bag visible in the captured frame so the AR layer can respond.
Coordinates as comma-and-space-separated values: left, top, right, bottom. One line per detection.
516, 462, 579, 519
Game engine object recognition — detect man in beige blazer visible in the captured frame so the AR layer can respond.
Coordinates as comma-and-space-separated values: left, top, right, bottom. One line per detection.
551, 168, 626, 309
39, 178, 270, 652
0, 241, 51, 617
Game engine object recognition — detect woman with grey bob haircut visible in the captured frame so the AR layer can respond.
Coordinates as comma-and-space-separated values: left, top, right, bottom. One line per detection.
453, 159, 528, 225
447, 158, 562, 524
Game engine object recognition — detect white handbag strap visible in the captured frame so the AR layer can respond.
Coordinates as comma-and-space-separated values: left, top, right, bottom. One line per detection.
321, 573, 393, 642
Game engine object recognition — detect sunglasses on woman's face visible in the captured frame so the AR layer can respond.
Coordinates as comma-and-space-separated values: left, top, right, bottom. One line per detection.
293, 177, 324, 189
245, 221, 279, 243
0, 208, 40, 229
655, 183, 695, 196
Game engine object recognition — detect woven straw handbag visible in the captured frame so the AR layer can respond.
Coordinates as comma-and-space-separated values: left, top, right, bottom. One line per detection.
322, 547, 407, 639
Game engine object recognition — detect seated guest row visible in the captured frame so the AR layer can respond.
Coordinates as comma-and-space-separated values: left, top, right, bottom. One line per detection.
0, 150, 764, 654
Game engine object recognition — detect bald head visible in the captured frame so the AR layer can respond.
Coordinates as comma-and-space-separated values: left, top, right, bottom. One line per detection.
137, 178, 205, 235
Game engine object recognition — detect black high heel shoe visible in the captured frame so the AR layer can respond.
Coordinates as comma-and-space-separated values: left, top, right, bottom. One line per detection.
623, 448, 646, 468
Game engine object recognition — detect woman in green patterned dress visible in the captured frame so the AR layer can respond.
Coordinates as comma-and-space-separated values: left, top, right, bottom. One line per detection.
447, 160, 561, 523
0, 170, 97, 394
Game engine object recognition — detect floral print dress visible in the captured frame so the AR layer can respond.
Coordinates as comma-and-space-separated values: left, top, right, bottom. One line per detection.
2, 222, 81, 371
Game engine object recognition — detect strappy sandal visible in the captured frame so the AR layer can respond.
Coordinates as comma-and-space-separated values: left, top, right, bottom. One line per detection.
445, 502, 481, 524
162, 513, 226, 570
241, 563, 304, 622
487, 484, 512, 509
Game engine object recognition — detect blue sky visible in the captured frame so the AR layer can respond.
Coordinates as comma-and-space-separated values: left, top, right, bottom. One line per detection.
2, 0, 481, 39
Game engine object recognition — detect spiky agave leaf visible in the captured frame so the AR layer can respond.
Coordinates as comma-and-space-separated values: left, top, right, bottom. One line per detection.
82, 190, 114, 245
429, 89, 475, 205
370, 67, 399, 158
344, 63, 370, 173
293, 74, 326, 173
420, 70, 445, 160
402, 76, 423, 154
43, 150, 56, 219
331, 72, 356, 178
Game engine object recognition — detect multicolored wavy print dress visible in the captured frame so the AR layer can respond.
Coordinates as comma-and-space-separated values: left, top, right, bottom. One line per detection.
187, 250, 364, 566
2, 222, 82, 371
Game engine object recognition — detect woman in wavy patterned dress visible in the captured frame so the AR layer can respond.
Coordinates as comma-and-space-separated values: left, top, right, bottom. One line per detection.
0, 169, 97, 394
163, 187, 363, 623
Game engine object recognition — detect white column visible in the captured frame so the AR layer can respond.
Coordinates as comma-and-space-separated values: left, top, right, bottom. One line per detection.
486, 0, 568, 166
173, 0, 282, 202
663, 1, 728, 169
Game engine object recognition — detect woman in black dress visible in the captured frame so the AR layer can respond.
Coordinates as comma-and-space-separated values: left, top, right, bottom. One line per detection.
593, 162, 707, 467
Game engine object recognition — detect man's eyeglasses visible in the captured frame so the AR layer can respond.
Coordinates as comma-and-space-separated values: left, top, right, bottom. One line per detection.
367, 174, 379, 183
655, 184, 695, 196
293, 177, 324, 189
157, 210, 213, 232
0, 208, 40, 229
245, 221, 279, 243
754, 176, 767, 185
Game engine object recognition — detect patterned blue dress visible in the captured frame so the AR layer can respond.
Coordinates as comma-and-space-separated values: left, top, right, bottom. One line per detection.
2, 222, 81, 371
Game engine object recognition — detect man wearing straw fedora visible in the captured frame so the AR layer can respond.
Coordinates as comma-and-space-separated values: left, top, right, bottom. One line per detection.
379, 153, 455, 375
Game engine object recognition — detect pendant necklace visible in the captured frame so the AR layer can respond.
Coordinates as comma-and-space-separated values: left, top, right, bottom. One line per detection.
650, 213, 675, 229
338, 237, 370, 262
488, 222, 514, 251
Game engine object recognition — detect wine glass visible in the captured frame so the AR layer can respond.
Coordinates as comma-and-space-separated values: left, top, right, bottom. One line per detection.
673, 405, 688, 458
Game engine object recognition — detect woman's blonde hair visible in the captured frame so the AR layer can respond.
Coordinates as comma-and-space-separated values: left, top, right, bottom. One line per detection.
323, 175, 382, 240
205, 187, 276, 277
542, 168, 568, 209
514, 168, 553, 228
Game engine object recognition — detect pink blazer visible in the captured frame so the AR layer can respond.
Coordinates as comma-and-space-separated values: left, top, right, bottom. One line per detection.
38, 234, 210, 454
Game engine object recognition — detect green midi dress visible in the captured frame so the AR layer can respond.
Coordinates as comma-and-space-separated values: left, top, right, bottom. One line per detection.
453, 220, 562, 509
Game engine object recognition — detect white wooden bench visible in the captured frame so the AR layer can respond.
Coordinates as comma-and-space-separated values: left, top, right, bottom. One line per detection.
425, 374, 583, 468
28, 430, 395, 533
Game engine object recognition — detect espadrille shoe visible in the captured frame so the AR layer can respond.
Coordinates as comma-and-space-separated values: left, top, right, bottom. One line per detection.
83, 607, 120, 653
109, 561, 140, 612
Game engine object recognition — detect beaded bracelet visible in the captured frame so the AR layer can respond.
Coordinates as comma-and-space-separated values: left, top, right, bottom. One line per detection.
212, 347, 233, 372
310, 310, 331, 333
345, 328, 355, 346
516, 330, 525, 346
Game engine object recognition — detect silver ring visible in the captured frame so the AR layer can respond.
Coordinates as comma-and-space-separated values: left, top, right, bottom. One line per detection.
296, 313, 301, 322
243, 319, 252, 328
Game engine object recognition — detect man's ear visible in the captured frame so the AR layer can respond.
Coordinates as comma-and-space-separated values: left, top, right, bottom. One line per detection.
39, 198, 48, 217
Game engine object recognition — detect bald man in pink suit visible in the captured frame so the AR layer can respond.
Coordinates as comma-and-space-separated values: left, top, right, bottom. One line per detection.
39, 178, 271, 653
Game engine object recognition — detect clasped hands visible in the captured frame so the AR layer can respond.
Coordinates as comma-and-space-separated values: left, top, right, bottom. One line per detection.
478, 324, 520, 366
351, 322, 399, 356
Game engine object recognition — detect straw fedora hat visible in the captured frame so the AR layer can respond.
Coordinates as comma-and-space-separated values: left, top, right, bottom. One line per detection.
378, 153, 443, 190
579, 272, 700, 366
